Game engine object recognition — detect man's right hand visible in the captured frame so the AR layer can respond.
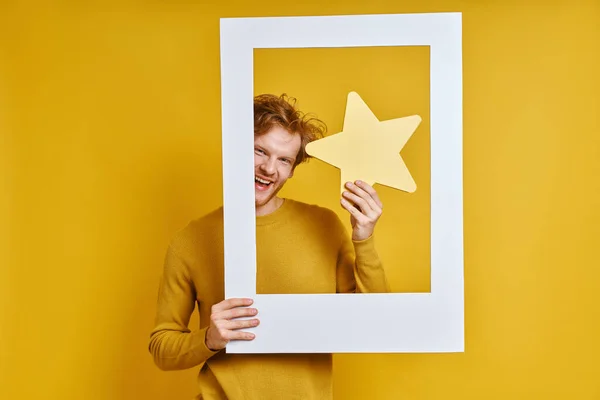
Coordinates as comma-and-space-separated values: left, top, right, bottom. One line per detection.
205, 298, 259, 351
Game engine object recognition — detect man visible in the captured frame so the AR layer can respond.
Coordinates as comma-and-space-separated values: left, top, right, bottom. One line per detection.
149, 94, 391, 399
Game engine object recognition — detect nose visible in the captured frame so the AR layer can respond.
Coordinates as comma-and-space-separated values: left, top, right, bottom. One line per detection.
259, 157, 277, 175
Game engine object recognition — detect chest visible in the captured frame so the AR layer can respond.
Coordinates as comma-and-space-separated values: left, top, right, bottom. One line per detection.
255, 224, 340, 294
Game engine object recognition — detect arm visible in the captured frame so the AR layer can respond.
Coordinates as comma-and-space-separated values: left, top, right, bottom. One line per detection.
336, 180, 391, 293
336, 220, 391, 293
148, 244, 219, 371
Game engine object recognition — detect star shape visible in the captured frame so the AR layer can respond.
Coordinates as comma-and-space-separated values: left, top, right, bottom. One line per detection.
305, 91, 421, 193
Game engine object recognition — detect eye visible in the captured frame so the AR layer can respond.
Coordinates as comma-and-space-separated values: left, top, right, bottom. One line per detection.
280, 158, 291, 164
255, 148, 265, 155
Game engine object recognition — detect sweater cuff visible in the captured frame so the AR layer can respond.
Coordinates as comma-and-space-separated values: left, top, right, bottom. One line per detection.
191, 326, 220, 360
352, 234, 379, 263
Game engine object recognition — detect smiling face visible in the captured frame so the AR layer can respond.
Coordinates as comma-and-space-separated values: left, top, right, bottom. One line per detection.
254, 125, 301, 216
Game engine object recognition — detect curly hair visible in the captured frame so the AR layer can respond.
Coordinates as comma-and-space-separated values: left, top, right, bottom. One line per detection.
254, 93, 326, 167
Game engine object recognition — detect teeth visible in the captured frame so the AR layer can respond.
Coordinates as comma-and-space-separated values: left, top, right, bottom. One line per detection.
255, 177, 271, 185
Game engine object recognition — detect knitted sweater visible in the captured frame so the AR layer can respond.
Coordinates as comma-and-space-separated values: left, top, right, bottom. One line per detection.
149, 198, 390, 399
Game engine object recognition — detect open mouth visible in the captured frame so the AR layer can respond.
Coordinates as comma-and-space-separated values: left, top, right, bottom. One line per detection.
255, 176, 273, 190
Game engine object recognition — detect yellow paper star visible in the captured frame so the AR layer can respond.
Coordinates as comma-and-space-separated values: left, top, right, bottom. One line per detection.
305, 91, 421, 193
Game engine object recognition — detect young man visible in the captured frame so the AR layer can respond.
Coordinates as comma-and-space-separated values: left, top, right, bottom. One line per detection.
149, 94, 390, 399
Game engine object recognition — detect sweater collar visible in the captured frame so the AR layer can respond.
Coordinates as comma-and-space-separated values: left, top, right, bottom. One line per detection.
255, 198, 294, 226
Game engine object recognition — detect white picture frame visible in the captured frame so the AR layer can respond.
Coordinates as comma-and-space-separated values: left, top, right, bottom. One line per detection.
219, 12, 463, 353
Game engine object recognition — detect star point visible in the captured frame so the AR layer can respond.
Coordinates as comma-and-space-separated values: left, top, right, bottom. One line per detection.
305, 92, 421, 194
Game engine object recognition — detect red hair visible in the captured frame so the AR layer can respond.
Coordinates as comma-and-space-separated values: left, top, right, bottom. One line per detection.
254, 94, 326, 167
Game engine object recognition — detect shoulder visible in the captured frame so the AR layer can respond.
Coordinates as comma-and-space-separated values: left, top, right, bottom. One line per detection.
168, 207, 224, 255
187, 207, 224, 232
285, 199, 343, 225
284, 199, 349, 243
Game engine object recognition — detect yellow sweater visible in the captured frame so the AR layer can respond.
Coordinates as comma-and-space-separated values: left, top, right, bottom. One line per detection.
149, 198, 390, 399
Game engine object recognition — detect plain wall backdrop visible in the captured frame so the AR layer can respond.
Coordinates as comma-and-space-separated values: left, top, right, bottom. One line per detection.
255, 45, 432, 295
1, 0, 599, 399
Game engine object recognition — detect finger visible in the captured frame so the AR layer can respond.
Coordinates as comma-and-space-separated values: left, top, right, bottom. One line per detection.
340, 198, 370, 225
342, 190, 373, 216
355, 180, 383, 209
216, 307, 258, 321
344, 181, 380, 213
224, 330, 256, 341
225, 318, 260, 330
353, 181, 382, 211
212, 298, 253, 313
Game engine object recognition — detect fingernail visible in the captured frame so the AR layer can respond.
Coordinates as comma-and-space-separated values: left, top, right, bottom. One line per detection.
356, 180, 362, 184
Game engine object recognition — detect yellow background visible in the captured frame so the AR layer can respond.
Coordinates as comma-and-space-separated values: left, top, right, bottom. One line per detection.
255, 46, 431, 293
1, 1, 599, 399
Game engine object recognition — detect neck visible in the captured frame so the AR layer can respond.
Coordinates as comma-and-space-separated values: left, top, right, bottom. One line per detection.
256, 197, 283, 217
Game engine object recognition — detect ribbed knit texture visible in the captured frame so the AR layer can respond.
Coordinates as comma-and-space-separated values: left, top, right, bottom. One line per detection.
149, 199, 390, 400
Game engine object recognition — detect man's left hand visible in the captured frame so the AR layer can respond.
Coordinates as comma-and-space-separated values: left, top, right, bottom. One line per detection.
340, 180, 383, 241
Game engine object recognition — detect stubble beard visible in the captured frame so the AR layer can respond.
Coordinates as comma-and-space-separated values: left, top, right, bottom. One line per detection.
255, 180, 285, 213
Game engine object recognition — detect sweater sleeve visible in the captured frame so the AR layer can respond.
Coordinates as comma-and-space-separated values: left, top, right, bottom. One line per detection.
335, 216, 391, 294
148, 244, 219, 371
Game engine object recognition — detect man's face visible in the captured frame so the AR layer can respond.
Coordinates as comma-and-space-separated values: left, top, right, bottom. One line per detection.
254, 125, 301, 213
